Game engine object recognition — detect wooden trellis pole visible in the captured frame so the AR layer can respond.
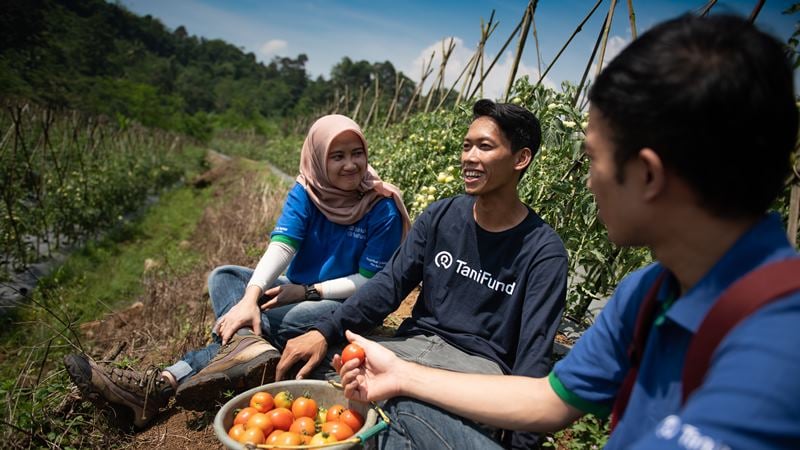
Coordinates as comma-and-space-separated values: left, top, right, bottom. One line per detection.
532, 7, 543, 77
748, 0, 766, 23
535, 0, 604, 89
402, 52, 435, 121
468, 13, 525, 100
438, 51, 476, 110
572, 10, 609, 108
425, 37, 456, 113
595, 0, 619, 77
351, 86, 366, 122
384, 72, 405, 128
626, 0, 637, 39
504, 0, 538, 101
464, 11, 496, 101
364, 74, 381, 128
699, 0, 718, 17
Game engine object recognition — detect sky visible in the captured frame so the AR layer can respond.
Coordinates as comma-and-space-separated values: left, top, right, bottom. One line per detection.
119, 0, 799, 99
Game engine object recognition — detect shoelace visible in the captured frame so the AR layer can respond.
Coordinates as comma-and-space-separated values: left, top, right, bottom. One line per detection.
109, 364, 165, 417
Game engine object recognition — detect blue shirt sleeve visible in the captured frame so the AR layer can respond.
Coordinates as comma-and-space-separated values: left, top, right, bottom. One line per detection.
359, 198, 403, 277
630, 295, 800, 450
270, 183, 310, 247
552, 266, 662, 415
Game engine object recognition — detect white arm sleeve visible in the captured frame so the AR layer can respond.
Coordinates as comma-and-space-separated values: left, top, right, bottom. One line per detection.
316, 273, 370, 299
246, 241, 296, 291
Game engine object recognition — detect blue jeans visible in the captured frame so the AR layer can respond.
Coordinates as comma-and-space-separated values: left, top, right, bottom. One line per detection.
164, 265, 344, 383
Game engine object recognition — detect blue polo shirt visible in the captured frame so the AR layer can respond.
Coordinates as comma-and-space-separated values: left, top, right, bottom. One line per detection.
550, 213, 800, 449
270, 183, 403, 285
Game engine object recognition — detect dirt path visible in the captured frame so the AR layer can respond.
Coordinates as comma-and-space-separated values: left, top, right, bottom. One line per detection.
74, 154, 417, 448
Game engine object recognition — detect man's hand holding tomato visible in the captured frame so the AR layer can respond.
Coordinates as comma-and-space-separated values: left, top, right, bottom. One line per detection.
334, 330, 405, 403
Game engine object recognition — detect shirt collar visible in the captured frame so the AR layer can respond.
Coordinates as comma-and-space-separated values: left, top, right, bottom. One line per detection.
663, 212, 797, 332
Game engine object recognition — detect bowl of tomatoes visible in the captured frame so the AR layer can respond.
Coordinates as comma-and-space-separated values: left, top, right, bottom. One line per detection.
214, 379, 378, 449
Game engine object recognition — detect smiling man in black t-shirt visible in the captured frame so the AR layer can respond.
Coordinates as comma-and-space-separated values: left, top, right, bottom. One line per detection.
278, 99, 568, 449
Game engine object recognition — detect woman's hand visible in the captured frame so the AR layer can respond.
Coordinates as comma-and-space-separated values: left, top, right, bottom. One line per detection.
214, 286, 263, 345
335, 330, 404, 403
260, 283, 306, 310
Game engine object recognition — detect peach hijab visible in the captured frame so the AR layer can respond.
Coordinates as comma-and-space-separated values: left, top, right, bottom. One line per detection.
296, 114, 411, 238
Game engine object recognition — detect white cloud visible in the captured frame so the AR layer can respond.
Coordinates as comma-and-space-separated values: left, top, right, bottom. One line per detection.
260, 39, 288, 57
589, 35, 630, 80
408, 37, 556, 101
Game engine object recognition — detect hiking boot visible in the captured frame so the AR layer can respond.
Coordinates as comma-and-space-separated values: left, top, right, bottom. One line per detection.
175, 333, 280, 411
64, 354, 174, 428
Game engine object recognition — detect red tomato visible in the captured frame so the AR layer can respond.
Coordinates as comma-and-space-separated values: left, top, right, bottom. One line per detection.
289, 416, 317, 436
249, 391, 275, 413
340, 409, 364, 431
268, 407, 294, 431
245, 412, 273, 435
291, 395, 319, 419
276, 431, 304, 445
322, 421, 355, 441
241, 427, 266, 445
326, 404, 346, 423
228, 423, 246, 442
233, 406, 258, 426
341, 343, 366, 365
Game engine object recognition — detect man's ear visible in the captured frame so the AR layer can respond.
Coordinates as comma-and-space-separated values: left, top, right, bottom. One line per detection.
515, 148, 532, 172
637, 148, 665, 200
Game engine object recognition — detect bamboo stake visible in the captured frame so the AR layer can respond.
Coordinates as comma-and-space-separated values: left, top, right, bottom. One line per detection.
572, 10, 609, 108
364, 74, 380, 128
595, 0, 619, 77
457, 49, 480, 105
425, 37, 456, 113
351, 86, 366, 121
438, 52, 477, 110
465, 11, 496, 100
535, 0, 604, 89
748, 0, 765, 23
626, 0, 637, 39
402, 52, 435, 121
384, 72, 405, 128
531, 8, 543, 78
468, 18, 522, 100
504, 0, 537, 101
699, 0, 717, 17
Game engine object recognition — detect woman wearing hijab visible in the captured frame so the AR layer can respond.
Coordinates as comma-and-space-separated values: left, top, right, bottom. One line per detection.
64, 115, 410, 425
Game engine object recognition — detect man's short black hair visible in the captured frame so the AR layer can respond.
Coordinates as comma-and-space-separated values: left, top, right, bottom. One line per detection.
472, 99, 542, 180
589, 14, 798, 219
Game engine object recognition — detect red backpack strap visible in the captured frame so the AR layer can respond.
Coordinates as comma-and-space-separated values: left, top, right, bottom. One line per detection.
610, 271, 667, 431
682, 258, 800, 403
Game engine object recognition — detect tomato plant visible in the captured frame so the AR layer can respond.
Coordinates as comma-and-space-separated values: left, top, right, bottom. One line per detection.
341, 343, 366, 365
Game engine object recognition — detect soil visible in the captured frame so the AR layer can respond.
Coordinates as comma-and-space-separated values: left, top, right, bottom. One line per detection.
71, 155, 420, 449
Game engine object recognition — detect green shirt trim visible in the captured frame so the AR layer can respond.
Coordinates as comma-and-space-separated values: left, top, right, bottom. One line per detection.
359, 267, 376, 278
271, 234, 299, 250
548, 371, 612, 418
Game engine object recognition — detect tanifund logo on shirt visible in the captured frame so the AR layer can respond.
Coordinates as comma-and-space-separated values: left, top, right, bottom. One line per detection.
435, 251, 516, 295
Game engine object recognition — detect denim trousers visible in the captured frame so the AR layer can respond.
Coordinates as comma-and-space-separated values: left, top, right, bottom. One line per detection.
163, 265, 343, 383
315, 334, 506, 450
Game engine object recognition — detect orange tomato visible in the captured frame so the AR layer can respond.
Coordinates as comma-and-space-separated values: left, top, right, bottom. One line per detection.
233, 406, 258, 426
266, 429, 284, 445
275, 431, 304, 445
228, 423, 246, 442
322, 421, 355, 441
340, 409, 364, 431
274, 390, 293, 409
250, 391, 275, 413
292, 395, 318, 419
268, 407, 294, 431
289, 416, 317, 436
241, 426, 266, 445
326, 404, 346, 423
245, 412, 273, 435
309, 431, 339, 447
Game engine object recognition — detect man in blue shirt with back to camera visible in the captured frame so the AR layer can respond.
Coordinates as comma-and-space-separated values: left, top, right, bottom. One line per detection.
336, 14, 800, 449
